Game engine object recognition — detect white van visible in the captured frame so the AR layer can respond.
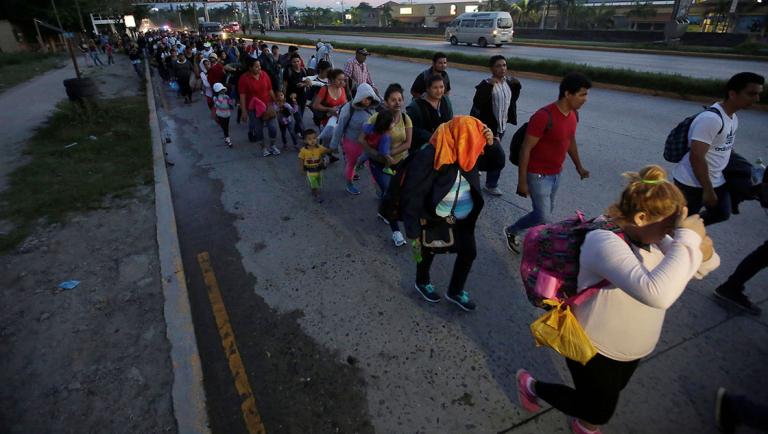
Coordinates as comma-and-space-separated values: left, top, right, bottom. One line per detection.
445, 12, 514, 47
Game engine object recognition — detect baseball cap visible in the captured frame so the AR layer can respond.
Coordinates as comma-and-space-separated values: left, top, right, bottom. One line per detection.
356, 48, 370, 56
208, 52, 218, 60
213, 83, 227, 93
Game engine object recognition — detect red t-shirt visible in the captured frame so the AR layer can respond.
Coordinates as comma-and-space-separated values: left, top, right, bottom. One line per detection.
207, 63, 225, 87
238, 72, 273, 106
526, 103, 578, 175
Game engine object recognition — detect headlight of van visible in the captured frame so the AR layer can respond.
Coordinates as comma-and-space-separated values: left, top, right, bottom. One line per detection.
493, 29, 498, 35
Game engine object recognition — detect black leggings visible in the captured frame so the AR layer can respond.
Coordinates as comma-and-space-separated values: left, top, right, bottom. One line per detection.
720, 239, 768, 292
535, 354, 639, 425
217, 116, 230, 138
416, 220, 477, 296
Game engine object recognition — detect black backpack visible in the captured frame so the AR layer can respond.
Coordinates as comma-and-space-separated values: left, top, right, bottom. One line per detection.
663, 107, 723, 163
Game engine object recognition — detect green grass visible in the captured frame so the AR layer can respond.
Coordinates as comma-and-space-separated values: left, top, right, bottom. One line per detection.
0, 53, 66, 94
261, 33, 768, 101
0, 95, 153, 252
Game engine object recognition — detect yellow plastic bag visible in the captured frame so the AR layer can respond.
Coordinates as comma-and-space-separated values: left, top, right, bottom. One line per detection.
530, 299, 597, 365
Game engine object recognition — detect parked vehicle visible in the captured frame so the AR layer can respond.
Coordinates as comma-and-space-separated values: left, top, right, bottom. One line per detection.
223, 22, 240, 33
445, 12, 514, 47
198, 22, 223, 38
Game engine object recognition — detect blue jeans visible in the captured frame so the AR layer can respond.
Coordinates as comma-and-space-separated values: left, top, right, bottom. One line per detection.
369, 160, 401, 233
506, 172, 561, 235
674, 181, 731, 226
248, 111, 277, 145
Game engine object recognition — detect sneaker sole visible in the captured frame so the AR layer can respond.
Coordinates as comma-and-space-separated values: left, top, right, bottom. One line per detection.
503, 228, 521, 254
414, 284, 441, 303
713, 290, 761, 315
516, 369, 541, 413
446, 295, 475, 312
715, 387, 726, 431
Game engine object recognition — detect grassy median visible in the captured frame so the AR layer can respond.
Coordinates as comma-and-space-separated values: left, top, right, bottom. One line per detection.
0, 96, 153, 252
0, 53, 66, 94
260, 34, 768, 102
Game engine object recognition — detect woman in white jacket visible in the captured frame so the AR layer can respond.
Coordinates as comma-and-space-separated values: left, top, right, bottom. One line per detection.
516, 165, 720, 434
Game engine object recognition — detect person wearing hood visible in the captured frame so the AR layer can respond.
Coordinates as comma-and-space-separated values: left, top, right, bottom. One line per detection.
330, 83, 381, 195
399, 116, 496, 311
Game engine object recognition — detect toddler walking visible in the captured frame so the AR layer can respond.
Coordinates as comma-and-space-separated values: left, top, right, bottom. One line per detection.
275, 91, 299, 150
360, 110, 396, 175
298, 129, 332, 203
213, 83, 233, 147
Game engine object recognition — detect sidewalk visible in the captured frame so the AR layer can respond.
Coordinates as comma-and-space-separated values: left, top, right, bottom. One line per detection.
0, 58, 178, 433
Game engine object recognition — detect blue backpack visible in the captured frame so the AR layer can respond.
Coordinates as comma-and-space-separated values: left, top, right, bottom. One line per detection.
663, 107, 723, 163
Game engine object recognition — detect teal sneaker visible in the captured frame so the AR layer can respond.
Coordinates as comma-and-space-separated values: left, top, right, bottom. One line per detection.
447, 291, 476, 312
414, 283, 441, 303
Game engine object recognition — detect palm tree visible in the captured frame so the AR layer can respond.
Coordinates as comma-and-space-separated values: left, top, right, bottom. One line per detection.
380, 4, 393, 27
516, 0, 541, 27
626, 1, 657, 30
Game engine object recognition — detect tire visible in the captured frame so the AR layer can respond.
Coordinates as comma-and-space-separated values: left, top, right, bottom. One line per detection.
63, 78, 98, 101
478, 37, 488, 48
495, 43, 502, 47
449, 36, 458, 45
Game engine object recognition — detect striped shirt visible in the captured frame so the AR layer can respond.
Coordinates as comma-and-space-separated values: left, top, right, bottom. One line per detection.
435, 172, 473, 220
214, 94, 233, 118
491, 80, 512, 135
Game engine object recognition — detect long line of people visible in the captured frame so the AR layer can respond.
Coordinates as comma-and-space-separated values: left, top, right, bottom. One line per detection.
142, 30, 767, 433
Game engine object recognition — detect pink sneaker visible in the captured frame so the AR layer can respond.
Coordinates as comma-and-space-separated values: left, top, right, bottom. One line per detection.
516, 369, 540, 412
570, 417, 602, 434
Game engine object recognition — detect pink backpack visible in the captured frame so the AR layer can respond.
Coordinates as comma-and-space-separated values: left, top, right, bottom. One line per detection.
520, 211, 626, 309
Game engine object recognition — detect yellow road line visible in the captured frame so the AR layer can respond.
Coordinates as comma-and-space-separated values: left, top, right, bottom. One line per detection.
197, 252, 266, 434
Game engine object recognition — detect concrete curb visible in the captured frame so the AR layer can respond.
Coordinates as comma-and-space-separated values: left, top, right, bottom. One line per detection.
144, 62, 211, 434
257, 35, 768, 112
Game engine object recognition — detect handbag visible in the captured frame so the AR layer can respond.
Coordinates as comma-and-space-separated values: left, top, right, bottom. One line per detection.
529, 298, 597, 365
421, 173, 462, 252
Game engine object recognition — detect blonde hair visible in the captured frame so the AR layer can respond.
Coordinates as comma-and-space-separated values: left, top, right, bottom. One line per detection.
606, 165, 686, 222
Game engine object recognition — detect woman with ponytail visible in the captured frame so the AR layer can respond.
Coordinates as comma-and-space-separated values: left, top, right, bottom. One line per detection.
515, 165, 721, 434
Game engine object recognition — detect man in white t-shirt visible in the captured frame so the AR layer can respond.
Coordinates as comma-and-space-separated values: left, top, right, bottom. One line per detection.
672, 72, 764, 226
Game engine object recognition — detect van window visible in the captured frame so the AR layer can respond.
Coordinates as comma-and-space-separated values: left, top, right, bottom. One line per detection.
460, 19, 475, 28
497, 17, 513, 29
476, 19, 493, 28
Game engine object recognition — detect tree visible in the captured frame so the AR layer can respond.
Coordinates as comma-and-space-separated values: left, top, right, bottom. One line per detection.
478, 0, 515, 13
626, 1, 657, 30
380, 4, 393, 27
515, 0, 541, 27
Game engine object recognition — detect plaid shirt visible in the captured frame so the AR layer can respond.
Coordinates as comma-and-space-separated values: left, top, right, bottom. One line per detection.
343, 57, 376, 93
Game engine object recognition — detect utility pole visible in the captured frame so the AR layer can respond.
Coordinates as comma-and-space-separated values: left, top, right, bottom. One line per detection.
50, 0, 66, 50
74, 0, 86, 33
33, 18, 47, 52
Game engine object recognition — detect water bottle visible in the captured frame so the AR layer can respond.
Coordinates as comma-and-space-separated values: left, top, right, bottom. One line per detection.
752, 158, 766, 185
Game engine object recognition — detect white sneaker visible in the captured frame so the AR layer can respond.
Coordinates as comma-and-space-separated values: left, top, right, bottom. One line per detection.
262, 148, 272, 157
270, 145, 281, 155
392, 231, 406, 247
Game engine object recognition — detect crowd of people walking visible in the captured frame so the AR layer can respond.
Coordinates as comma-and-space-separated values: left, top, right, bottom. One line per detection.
138, 29, 766, 434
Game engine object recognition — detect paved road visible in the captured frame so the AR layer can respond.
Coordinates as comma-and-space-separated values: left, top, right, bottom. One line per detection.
156, 45, 768, 434
275, 31, 768, 80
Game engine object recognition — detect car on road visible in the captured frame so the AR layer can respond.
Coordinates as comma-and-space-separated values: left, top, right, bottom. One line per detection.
223, 22, 240, 33
445, 11, 514, 48
198, 21, 223, 38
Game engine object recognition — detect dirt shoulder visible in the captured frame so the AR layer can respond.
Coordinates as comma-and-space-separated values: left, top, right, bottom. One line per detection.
0, 56, 177, 433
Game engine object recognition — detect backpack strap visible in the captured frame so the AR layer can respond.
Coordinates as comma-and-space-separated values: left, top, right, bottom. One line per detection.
703, 106, 725, 135
565, 218, 628, 307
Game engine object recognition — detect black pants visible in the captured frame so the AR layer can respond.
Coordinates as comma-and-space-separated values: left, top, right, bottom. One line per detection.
675, 181, 731, 226
416, 220, 477, 296
217, 116, 230, 138
719, 239, 768, 293
536, 354, 640, 425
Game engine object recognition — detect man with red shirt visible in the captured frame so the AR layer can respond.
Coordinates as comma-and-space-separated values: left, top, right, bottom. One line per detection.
504, 72, 592, 253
